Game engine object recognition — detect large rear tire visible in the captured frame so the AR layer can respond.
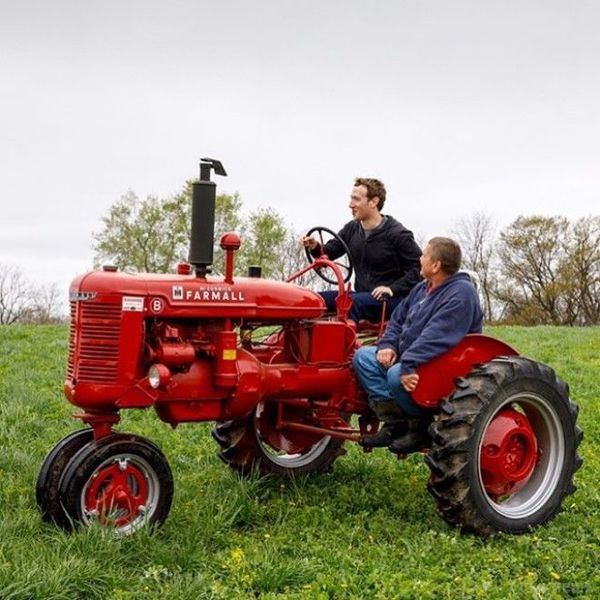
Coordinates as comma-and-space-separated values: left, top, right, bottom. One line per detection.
426, 356, 583, 535
212, 400, 347, 476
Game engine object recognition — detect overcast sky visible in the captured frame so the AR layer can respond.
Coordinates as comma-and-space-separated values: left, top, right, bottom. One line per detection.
1, 0, 599, 302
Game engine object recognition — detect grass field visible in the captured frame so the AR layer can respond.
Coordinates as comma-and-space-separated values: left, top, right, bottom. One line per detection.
0, 325, 598, 599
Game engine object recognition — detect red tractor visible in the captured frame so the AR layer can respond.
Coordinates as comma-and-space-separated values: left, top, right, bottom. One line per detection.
37, 159, 582, 536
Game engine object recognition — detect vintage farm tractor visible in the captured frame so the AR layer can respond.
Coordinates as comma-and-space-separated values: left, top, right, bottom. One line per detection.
37, 159, 582, 536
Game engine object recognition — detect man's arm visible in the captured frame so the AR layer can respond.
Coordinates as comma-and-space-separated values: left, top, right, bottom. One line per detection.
387, 230, 423, 297
322, 222, 352, 261
321, 238, 346, 261
306, 223, 351, 261
399, 292, 480, 375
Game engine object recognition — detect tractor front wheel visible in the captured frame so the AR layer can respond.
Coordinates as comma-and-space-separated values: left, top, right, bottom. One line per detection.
212, 400, 347, 476
426, 356, 583, 535
36, 428, 94, 525
57, 433, 173, 535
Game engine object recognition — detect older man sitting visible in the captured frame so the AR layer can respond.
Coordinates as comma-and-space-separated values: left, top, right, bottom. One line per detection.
353, 236, 484, 454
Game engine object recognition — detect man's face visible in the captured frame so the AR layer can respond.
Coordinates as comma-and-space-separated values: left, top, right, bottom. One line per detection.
420, 244, 441, 280
349, 185, 379, 221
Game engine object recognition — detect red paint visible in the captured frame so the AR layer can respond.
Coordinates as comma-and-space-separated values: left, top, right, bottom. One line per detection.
220, 232, 241, 284
66, 253, 521, 453
412, 334, 518, 408
480, 408, 538, 498
84, 459, 149, 527
74, 412, 121, 439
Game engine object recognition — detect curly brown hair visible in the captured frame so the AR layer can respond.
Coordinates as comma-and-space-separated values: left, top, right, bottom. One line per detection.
354, 178, 386, 210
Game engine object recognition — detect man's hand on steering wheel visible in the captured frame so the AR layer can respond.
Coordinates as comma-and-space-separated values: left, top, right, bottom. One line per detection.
302, 236, 319, 251
303, 226, 354, 285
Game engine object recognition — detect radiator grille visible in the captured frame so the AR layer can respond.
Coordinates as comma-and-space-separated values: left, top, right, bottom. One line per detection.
68, 301, 122, 383
66, 301, 77, 379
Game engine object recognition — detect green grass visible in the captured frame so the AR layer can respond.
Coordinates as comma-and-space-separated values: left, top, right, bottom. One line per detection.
0, 325, 598, 599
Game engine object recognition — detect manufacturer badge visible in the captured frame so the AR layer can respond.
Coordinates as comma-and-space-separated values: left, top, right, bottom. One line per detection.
122, 296, 144, 312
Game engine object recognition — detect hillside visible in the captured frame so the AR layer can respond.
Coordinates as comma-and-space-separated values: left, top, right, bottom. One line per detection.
0, 325, 598, 599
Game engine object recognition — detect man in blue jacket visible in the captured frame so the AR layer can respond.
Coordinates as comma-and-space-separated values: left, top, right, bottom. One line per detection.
303, 178, 422, 322
353, 236, 484, 454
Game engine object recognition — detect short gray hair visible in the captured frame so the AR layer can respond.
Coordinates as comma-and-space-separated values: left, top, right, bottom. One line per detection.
427, 237, 462, 275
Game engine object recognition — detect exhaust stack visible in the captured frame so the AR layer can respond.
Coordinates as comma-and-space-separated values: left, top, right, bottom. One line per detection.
189, 158, 227, 277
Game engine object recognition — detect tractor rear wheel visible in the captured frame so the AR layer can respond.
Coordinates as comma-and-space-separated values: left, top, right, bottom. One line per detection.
36, 428, 94, 524
426, 356, 583, 535
57, 433, 173, 535
212, 400, 347, 476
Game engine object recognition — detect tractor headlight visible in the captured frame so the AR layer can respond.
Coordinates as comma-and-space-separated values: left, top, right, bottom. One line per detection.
148, 364, 171, 389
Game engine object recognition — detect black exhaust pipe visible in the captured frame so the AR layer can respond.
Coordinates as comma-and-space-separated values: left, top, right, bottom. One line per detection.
189, 158, 227, 277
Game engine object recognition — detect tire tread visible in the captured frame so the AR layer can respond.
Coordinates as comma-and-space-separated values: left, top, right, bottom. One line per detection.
425, 356, 582, 536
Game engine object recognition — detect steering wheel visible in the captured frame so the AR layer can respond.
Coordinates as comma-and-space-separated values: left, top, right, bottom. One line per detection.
304, 226, 354, 285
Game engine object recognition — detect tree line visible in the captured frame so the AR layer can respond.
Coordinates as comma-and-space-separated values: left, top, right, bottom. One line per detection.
92, 182, 311, 285
1, 181, 597, 326
454, 213, 599, 325
95, 183, 599, 326
0, 264, 63, 325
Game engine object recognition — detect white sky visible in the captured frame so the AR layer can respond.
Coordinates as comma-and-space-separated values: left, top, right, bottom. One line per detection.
1, 0, 599, 302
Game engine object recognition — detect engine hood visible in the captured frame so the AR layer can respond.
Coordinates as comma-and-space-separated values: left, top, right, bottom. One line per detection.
70, 270, 326, 320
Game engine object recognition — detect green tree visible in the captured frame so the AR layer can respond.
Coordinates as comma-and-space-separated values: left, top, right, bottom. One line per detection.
92, 182, 312, 282
236, 208, 287, 278
212, 191, 244, 275
93, 190, 187, 272
274, 229, 315, 286
93, 185, 243, 274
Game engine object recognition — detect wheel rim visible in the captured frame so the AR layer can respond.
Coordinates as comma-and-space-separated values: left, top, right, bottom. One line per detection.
80, 453, 160, 535
476, 392, 565, 519
254, 402, 333, 468
256, 432, 333, 468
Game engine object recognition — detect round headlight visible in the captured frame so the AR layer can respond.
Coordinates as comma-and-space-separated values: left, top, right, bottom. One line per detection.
148, 364, 170, 389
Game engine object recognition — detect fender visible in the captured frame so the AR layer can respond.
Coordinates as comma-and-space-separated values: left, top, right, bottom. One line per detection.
412, 334, 518, 408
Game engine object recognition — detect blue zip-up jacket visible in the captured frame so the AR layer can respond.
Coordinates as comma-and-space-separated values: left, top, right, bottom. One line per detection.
377, 272, 483, 375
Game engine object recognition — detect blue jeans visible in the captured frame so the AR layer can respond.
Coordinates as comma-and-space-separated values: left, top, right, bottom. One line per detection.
320, 290, 403, 322
352, 346, 428, 417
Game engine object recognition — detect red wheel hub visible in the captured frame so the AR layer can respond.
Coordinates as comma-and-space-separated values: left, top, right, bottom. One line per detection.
85, 459, 149, 527
480, 408, 538, 499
